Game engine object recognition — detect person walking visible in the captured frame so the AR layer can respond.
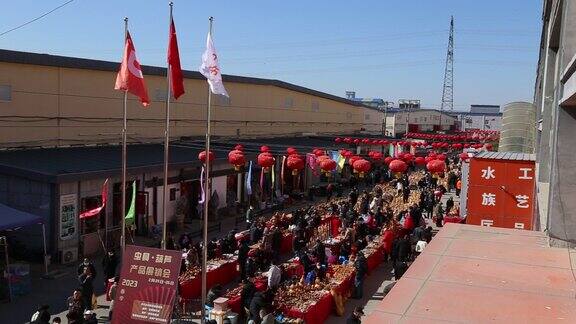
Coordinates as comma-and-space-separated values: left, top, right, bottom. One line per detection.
455, 178, 462, 197
108, 276, 119, 321
238, 239, 250, 281
78, 267, 95, 310
102, 250, 118, 285
66, 289, 85, 324
352, 252, 368, 299
31, 305, 50, 324
346, 306, 365, 324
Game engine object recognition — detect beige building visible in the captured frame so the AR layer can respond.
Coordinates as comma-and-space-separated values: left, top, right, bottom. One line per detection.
384, 109, 456, 137
0, 49, 377, 262
0, 49, 367, 148
361, 106, 385, 134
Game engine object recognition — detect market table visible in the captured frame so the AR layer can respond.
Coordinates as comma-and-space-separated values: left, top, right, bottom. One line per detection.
179, 257, 239, 299
280, 232, 294, 254
281, 291, 334, 324
226, 276, 268, 314
444, 216, 463, 224
328, 265, 355, 316
365, 242, 385, 274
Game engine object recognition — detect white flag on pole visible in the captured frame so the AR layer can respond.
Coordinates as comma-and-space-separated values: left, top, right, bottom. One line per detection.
199, 32, 229, 97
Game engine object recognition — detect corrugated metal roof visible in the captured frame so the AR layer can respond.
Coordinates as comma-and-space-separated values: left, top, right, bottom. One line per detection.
0, 135, 355, 183
475, 151, 535, 161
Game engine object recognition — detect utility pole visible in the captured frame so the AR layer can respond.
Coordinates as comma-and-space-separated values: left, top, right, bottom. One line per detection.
441, 16, 454, 112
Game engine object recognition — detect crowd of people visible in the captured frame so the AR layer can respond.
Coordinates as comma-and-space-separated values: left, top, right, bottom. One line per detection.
30, 150, 463, 324
182, 154, 464, 323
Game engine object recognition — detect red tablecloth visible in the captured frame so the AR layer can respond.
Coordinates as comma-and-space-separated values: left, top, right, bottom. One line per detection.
330, 217, 342, 237
284, 262, 304, 278
283, 291, 334, 324
179, 259, 239, 299
382, 230, 395, 255
226, 276, 268, 314
331, 270, 355, 296
281, 232, 293, 254
444, 216, 463, 224
366, 244, 385, 273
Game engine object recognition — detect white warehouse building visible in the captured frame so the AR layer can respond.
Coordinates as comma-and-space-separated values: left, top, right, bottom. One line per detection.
384, 109, 457, 137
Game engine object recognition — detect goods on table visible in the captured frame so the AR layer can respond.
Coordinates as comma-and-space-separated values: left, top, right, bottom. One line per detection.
328, 264, 355, 288
274, 281, 329, 312
179, 255, 237, 283
179, 267, 201, 283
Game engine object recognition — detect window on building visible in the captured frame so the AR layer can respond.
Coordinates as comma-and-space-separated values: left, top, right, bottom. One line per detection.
311, 101, 319, 112
284, 97, 294, 108
0, 85, 11, 102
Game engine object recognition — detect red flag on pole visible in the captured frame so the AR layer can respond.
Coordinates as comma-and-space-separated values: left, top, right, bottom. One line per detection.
168, 18, 185, 99
115, 32, 150, 106
80, 179, 109, 219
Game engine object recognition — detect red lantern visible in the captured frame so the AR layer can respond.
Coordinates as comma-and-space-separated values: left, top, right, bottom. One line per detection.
384, 156, 393, 165
353, 138, 361, 145
335, 137, 342, 143
286, 155, 305, 175
260, 145, 270, 153
228, 152, 246, 171
352, 159, 371, 178
371, 151, 383, 162
234, 144, 244, 151
459, 152, 470, 162
286, 147, 298, 156
415, 156, 426, 166
485, 143, 494, 151
349, 155, 360, 167
389, 159, 408, 175
436, 154, 446, 161
427, 160, 446, 174
314, 149, 325, 157
228, 149, 243, 157
319, 159, 336, 175
198, 150, 215, 163
257, 152, 275, 171
403, 153, 414, 162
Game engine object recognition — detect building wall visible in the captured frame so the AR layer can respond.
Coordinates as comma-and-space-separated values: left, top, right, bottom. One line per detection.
535, 0, 576, 245
385, 110, 456, 137
0, 62, 364, 148
362, 107, 384, 134
457, 114, 502, 131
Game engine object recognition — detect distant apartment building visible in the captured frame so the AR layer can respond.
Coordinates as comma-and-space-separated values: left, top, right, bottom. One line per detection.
450, 105, 503, 131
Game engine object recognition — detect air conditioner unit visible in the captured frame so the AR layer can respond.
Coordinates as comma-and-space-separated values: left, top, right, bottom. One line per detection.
61, 247, 78, 264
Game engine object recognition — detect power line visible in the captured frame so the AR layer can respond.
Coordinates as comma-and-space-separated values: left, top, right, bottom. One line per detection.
0, 0, 76, 37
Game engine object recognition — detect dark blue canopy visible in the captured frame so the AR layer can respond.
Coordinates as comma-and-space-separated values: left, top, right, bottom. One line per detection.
0, 203, 43, 231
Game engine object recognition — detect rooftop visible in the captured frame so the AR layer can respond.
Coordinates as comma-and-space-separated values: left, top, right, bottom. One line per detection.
475, 151, 535, 161
0, 135, 354, 183
364, 223, 576, 323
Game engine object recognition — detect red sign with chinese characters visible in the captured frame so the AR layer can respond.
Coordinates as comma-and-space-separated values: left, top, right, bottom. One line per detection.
112, 245, 182, 324
467, 158, 535, 230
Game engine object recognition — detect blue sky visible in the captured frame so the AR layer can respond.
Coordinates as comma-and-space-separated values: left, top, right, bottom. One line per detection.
0, 0, 542, 110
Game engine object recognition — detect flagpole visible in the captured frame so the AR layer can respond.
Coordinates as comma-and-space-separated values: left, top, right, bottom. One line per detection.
120, 17, 128, 253
200, 16, 214, 324
161, 2, 174, 250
